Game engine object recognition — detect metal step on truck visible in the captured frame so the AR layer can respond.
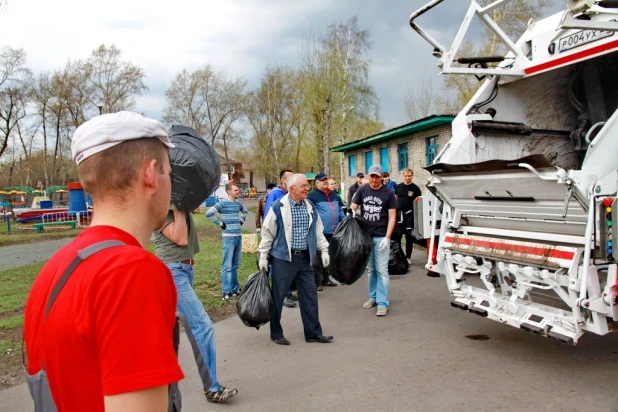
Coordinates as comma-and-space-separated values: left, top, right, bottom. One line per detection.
410, 0, 618, 345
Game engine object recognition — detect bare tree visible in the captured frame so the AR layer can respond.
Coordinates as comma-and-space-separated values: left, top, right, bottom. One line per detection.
30, 72, 55, 188
403, 73, 459, 121
442, 0, 552, 107
83, 44, 148, 114
0, 46, 30, 159
245, 66, 301, 181
163, 65, 247, 147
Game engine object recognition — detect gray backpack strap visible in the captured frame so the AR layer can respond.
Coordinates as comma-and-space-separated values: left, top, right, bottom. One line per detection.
24, 240, 126, 412
176, 311, 213, 390
44, 240, 126, 318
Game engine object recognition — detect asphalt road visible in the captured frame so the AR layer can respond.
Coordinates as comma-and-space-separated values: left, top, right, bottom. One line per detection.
2, 197, 617, 411
0, 238, 73, 271
2, 253, 617, 411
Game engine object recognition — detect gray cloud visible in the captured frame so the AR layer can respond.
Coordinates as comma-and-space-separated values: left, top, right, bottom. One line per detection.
1, 0, 565, 129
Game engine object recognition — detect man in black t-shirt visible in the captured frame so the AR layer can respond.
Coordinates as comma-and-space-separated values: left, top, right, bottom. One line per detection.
351, 164, 397, 317
395, 168, 422, 264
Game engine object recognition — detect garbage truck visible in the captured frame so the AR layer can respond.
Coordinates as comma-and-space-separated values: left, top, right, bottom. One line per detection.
410, 0, 618, 345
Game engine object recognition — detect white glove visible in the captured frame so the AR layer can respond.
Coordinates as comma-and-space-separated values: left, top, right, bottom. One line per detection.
259, 257, 269, 272
256, 228, 261, 235
379, 237, 390, 251
321, 252, 330, 268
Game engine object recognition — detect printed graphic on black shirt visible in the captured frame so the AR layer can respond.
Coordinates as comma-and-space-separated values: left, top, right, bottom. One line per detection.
362, 195, 385, 222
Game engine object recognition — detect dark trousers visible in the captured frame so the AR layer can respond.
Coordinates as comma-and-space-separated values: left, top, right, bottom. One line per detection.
403, 230, 414, 259
270, 253, 322, 340
315, 234, 333, 287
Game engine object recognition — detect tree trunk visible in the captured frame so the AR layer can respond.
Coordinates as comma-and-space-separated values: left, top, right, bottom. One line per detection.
42, 106, 50, 189
52, 113, 61, 183
16, 120, 31, 186
321, 96, 332, 175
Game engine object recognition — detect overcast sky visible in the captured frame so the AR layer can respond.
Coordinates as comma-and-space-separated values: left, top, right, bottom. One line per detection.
0, 0, 563, 130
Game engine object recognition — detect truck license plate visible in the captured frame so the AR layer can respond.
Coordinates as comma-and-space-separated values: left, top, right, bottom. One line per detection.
559, 29, 614, 53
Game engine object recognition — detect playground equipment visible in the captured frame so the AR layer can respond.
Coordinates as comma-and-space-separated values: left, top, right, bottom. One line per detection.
16, 182, 92, 226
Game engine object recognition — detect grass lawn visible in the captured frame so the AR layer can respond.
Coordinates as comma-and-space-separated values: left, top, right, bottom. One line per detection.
0, 212, 258, 389
0, 226, 82, 247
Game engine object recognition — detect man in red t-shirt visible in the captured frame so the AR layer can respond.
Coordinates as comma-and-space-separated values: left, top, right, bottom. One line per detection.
24, 111, 184, 412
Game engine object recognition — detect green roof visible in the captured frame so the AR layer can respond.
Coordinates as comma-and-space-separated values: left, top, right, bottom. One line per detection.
330, 115, 455, 153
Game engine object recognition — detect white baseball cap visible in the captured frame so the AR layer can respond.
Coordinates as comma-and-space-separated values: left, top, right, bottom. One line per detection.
71, 111, 174, 165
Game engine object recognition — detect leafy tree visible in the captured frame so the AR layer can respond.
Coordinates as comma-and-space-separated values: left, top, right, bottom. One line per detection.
301, 16, 378, 175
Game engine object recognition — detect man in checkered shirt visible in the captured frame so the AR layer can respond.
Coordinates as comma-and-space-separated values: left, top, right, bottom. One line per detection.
258, 174, 334, 345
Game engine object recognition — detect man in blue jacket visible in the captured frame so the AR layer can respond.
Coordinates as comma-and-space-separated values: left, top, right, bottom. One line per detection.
264, 169, 294, 217
307, 173, 345, 290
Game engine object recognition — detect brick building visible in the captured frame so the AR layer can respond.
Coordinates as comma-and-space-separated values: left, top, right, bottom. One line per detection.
330, 115, 454, 194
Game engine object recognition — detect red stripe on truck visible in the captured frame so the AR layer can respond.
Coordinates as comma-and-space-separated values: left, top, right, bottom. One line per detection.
524, 38, 618, 75
444, 236, 575, 260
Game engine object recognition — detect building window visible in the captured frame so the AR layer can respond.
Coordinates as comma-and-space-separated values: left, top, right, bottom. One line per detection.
348, 155, 356, 177
426, 136, 438, 166
365, 150, 373, 173
397, 143, 408, 170
380, 147, 389, 172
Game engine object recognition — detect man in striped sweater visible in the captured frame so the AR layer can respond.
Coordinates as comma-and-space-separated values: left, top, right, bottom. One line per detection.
206, 184, 249, 300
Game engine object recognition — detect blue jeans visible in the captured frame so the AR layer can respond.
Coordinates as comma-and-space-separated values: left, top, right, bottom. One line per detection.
168, 262, 220, 392
367, 237, 390, 308
222, 236, 242, 295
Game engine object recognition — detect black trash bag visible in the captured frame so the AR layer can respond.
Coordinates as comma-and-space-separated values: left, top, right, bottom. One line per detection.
168, 125, 220, 211
388, 240, 409, 275
236, 270, 273, 330
328, 216, 374, 285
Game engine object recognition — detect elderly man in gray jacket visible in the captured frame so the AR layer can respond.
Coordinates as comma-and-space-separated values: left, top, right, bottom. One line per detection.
258, 173, 334, 346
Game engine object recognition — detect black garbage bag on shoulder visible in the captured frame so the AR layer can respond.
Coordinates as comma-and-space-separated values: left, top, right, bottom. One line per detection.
328, 216, 373, 285
168, 125, 220, 211
236, 270, 273, 330
388, 240, 409, 275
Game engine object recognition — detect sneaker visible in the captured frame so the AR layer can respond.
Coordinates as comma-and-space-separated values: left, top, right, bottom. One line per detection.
283, 297, 297, 308
407, 258, 412, 265
290, 292, 299, 301
317, 285, 324, 291
222, 294, 231, 301
376, 307, 388, 316
231, 291, 240, 299
362, 300, 376, 309
205, 386, 238, 403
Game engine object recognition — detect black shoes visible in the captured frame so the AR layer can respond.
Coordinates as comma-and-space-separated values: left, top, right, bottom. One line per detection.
271, 337, 291, 345
205, 386, 238, 403
305, 334, 334, 343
